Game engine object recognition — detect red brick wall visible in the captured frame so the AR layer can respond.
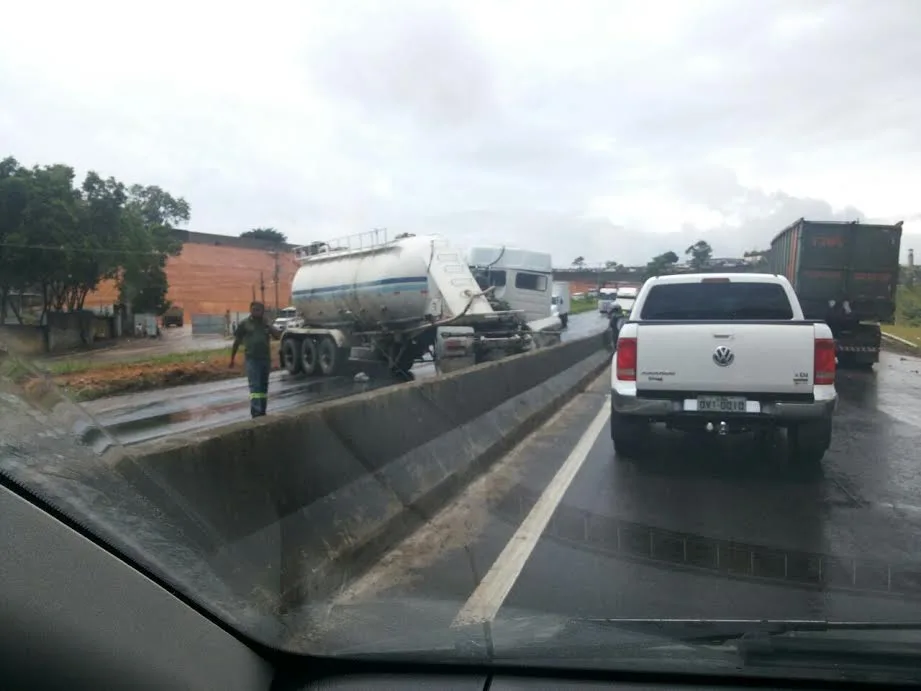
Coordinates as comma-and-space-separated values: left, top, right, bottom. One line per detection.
85, 243, 300, 315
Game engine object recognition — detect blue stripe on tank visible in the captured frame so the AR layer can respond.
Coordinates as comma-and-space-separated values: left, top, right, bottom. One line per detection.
291, 276, 428, 298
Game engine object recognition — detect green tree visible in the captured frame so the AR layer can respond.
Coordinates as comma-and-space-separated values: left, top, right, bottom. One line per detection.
241, 227, 286, 243
0, 154, 190, 328
0, 157, 32, 322
116, 184, 188, 313
572, 256, 586, 269
685, 240, 713, 270
21, 163, 85, 317
644, 250, 679, 279
127, 264, 172, 314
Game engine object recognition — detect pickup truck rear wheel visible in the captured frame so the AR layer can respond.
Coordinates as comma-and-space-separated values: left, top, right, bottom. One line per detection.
789, 419, 832, 465
610, 408, 648, 459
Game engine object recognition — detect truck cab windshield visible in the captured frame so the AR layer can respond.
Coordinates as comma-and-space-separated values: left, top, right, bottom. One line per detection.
641, 282, 795, 321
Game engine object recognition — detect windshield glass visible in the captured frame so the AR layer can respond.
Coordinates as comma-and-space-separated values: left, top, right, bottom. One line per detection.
2, 1, 921, 685
640, 281, 795, 320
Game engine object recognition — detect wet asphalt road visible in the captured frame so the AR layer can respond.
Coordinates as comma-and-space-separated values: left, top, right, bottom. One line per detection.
83, 311, 608, 447
317, 348, 921, 653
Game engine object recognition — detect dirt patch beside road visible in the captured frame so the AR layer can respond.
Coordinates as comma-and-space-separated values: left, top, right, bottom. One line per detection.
46, 348, 282, 401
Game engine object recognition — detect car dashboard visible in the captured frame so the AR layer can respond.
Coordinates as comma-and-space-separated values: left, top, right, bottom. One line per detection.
0, 481, 885, 691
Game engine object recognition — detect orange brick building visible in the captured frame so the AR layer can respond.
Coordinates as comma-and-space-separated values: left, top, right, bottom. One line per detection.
85, 230, 301, 316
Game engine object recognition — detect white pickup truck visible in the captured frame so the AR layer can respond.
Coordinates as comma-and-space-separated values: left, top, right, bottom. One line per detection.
610, 273, 838, 464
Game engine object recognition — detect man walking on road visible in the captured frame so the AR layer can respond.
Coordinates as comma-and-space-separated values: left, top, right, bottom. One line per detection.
230, 301, 282, 418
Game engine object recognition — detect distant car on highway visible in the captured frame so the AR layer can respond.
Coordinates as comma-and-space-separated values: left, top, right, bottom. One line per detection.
597, 288, 618, 314
610, 273, 837, 464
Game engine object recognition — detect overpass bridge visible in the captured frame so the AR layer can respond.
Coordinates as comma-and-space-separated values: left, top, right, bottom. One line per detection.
552, 265, 759, 286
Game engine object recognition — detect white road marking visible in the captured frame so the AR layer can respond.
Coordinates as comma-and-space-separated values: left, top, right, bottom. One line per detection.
452, 396, 611, 627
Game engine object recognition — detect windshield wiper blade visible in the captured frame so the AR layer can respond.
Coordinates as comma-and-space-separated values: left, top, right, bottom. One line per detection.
580, 618, 921, 680
581, 618, 921, 645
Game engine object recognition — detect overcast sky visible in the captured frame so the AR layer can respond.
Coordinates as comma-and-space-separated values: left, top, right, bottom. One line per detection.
3, 0, 920, 266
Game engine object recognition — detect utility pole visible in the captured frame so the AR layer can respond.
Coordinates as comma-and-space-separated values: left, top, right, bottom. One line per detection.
269, 250, 281, 311
259, 271, 266, 305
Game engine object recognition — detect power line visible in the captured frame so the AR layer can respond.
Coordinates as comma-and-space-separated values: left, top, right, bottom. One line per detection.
0, 242, 166, 256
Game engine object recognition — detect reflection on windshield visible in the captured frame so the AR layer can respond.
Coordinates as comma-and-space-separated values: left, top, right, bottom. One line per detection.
4, 335, 921, 676
3, 1, 921, 684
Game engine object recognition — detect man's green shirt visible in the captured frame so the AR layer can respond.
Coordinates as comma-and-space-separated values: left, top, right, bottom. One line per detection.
235, 317, 272, 362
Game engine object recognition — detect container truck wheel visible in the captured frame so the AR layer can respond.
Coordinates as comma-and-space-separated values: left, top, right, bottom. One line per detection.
300, 337, 319, 376
281, 338, 302, 375
317, 336, 344, 376
560, 314, 569, 329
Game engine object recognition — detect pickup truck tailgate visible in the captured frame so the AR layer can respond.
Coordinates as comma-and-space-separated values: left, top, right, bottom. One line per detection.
635, 323, 816, 395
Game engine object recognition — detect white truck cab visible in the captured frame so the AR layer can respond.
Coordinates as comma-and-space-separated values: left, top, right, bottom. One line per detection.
610, 273, 837, 464
272, 306, 299, 332
467, 246, 554, 323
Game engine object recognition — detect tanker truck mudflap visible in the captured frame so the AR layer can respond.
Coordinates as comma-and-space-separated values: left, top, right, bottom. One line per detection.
434, 326, 476, 374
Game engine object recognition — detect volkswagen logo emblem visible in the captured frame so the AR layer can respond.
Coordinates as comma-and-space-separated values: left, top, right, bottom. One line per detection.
712, 345, 734, 367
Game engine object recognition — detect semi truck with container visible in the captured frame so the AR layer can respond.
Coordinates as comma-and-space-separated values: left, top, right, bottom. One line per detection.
768, 218, 903, 368
278, 230, 535, 378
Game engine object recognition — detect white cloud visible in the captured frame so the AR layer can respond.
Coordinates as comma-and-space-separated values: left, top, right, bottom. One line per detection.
2, 0, 920, 264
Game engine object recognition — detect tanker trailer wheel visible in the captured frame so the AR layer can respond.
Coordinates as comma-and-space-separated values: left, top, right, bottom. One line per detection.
281, 337, 303, 375
317, 336, 344, 376
300, 337, 319, 376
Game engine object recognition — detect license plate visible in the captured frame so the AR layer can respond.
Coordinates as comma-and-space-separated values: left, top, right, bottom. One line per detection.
697, 396, 747, 413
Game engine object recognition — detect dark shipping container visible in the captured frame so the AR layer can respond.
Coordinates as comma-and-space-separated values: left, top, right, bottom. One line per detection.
769, 218, 902, 324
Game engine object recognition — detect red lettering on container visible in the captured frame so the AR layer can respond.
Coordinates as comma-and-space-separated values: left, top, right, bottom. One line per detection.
802, 270, 842, 280
812, 235, 845, 248
853, 272, 892, 282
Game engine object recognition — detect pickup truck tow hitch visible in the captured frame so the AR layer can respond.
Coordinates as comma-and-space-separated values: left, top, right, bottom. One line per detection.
705, 421, 730, 436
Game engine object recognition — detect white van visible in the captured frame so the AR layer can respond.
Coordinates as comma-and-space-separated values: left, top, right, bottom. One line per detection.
598, 288, 618, 315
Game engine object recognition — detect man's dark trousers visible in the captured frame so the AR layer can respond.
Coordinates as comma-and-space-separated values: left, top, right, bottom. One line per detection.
245, 357, 271, 418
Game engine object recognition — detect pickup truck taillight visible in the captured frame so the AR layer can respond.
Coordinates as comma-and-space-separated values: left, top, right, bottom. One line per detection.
616, 337, 637, 381
814, 338, 836, 385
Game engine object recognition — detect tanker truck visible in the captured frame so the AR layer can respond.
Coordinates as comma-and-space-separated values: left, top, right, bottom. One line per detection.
278, 230, 534, 378
768, 218, 903, 368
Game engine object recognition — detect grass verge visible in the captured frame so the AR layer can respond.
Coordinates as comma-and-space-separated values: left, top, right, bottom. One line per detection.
884, 285, 921, 352
43, 347, 235, 376
882, 325, 921, 348
47, 348, 281, 402
570, 298, 598, 315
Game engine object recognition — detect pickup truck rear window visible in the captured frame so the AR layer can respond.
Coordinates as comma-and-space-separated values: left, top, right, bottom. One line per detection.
640, 281, 794, 320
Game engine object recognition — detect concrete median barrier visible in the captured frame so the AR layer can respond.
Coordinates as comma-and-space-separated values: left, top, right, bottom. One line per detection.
117, 330, 612, 612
